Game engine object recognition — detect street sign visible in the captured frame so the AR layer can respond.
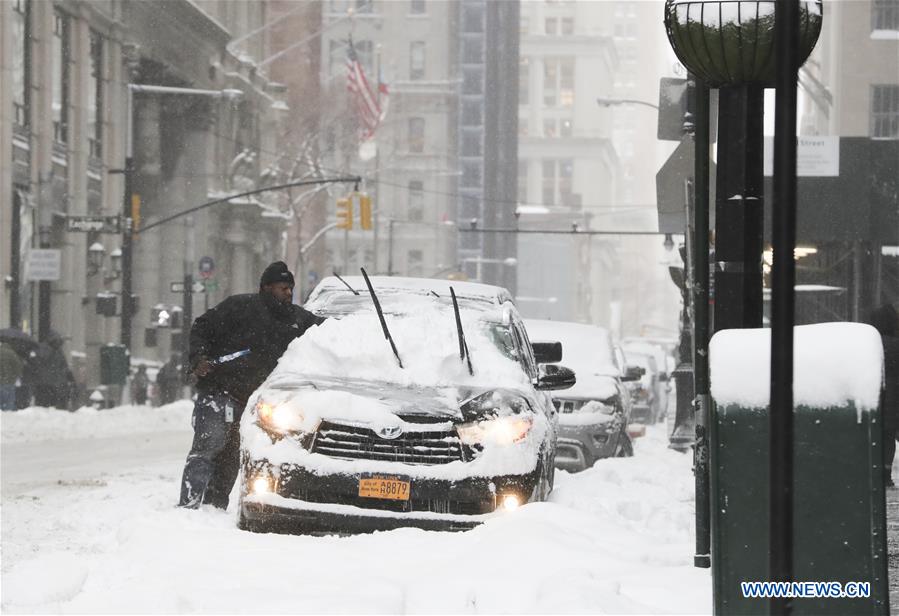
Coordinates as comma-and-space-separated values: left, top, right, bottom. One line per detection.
170, 281, 206, 293
25, 249, 62, 281
66, 215, 121, 234
763, 135, 839, 177
656, 137, 717, 234
198, 256, 215, 279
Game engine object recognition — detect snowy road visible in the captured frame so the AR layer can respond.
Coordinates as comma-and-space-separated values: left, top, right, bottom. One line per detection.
1, 404, 711, 614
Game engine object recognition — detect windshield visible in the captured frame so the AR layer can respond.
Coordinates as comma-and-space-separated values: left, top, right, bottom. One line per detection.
267, 305, 530, 392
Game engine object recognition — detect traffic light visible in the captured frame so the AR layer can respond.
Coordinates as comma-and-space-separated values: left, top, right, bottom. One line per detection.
358, 193, 373, 230
336, 197, 353, 230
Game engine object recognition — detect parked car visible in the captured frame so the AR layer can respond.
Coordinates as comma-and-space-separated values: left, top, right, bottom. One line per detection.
623, 350, 660, 424
238, 276, 573, 534
524, 319, 641, 471
622, 339, 673, 421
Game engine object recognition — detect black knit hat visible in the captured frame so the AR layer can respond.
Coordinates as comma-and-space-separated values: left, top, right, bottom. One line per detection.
259, 261, 295, 288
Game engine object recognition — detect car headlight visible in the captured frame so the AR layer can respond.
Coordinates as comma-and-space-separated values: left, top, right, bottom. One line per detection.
253, 398, 310, 434
457, 415, 533, 445
582, 400, 617, 415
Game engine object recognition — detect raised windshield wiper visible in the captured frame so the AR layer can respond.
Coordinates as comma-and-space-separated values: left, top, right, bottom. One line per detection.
450, 287, 474, 376
333, 271, 360, 295
360, 267, 403, 368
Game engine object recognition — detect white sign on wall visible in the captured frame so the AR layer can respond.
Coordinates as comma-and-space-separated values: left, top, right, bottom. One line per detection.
25, 249, 62, 281
763, 136, 840, 177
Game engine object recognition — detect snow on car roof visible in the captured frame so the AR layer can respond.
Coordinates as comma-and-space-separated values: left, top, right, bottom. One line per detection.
307, 276, 513, 308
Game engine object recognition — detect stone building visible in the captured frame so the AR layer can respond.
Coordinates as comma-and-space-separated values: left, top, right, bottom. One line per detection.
1, 0, 288, 393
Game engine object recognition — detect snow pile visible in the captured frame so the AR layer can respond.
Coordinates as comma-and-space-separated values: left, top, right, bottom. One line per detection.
2, 410, 711, 614
1, 400, 192, 444
709, 323, 884, 410
269, 307, 529, 390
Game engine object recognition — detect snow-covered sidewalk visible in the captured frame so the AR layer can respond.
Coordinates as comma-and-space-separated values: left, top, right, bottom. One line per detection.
1, 404, 710, 614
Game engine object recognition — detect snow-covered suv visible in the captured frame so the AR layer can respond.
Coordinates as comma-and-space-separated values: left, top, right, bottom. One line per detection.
237, 276, 573, 534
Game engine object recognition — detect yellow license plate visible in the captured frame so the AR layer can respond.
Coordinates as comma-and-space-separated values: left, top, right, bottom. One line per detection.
358, 476, 410, 501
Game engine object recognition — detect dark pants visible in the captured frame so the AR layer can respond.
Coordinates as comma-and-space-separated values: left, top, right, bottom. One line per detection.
0, 384, 16, 411
34, 385, 68, 409
179, 392, 242, 509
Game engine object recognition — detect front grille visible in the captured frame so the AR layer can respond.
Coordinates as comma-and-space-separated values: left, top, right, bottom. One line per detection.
311, 420, 464, 465
554, 399, 588, 414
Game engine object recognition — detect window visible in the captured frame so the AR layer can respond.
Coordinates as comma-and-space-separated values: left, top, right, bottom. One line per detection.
545, 17, 557, 35
518, 160, 528, 202
462, 101, 482, 126
463, 69, 483, 95
88, 31, 103, 159
12, 0, 29, 128
410, 0, 426, 14
873, 0, 899, 31
52, 9, 70, 144
871, 84, 899, 139
408, 117, 425, 152
407, 250, 423, 276
335, 39, 373, 75
463, 38, 483, 64
463, 5, 484, 32
519, 58, 529, 105
410, 41, 425, 80
542, 160, 556, 204
543, 118, 557, 138
520, 16, 529, 36
462, 162, 482, 187
462, 131, 482, 155
560, 118, 573, 137
408, 180, 424, 221
542, 159, 573, 205
544, 58, 574, 107
329, 40, 343, 75
518, 118, 528, 137
561, 17, 574, 35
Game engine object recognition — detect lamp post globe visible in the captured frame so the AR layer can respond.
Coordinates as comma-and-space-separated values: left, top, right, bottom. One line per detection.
664, 0, 823, 86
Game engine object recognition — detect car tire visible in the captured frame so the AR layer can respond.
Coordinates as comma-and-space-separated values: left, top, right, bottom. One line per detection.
532, 459, 551, 502
615, 430, 634, 457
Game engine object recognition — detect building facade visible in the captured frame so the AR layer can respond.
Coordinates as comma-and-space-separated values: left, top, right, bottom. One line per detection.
319, 0, 459, 284
1, 0, 288, 395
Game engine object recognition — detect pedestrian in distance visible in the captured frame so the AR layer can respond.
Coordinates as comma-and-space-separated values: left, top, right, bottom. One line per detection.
131, 364, 149, 406
868, 303, 899, 487
156, 354, 182, 406
0, 342, 24, 411
25, 331, 74, 410
178, 261, 325, 510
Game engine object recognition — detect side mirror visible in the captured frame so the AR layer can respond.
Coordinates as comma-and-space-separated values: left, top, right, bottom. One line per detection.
622, 365, 645, 382
532, 341, 562, 364
535, 364, 576, 391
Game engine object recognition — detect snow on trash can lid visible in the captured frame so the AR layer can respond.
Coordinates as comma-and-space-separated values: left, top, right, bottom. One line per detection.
709, 323, 884, 411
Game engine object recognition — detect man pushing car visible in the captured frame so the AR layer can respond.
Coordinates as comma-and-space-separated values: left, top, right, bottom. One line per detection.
178, 261, 325, 509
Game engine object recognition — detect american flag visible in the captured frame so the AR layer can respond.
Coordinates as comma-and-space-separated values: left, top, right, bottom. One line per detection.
345, 38, 389, 140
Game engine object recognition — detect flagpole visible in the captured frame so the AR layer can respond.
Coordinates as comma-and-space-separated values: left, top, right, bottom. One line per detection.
374, 43, 382, 274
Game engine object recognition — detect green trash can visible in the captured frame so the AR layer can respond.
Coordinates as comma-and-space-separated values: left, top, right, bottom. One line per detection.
100, 344, 129, 386
709, 323, 888, 615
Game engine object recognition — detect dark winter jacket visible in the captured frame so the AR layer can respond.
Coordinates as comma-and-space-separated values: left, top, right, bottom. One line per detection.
189, 292, 325, 407
869, 304, 899, 417
25, 334, 73, 388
